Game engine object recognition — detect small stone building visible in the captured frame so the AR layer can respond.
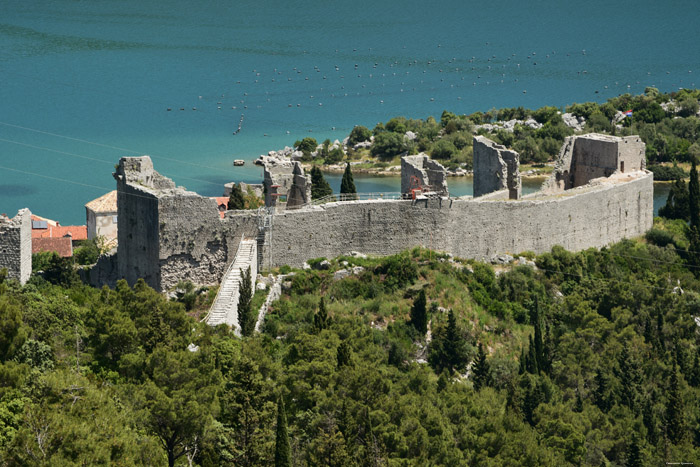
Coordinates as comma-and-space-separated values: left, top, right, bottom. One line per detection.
85, 190, 118, 247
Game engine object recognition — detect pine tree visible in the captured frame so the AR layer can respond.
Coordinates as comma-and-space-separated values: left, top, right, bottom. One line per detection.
310, 166, 333, 200
666, 365, 686, 444
237, 266, 253, 336
227, 183, 245, 210
472, 343, 490, 391
274, 395, 291, 467
410, 289, 428, 335
340, 163, 357, 200
314, 296, 328, 332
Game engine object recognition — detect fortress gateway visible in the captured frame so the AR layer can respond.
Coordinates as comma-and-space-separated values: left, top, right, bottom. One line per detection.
90, 134, 653, 292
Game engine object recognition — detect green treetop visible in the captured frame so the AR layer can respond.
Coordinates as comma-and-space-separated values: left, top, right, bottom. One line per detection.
340, 163, 357, 200
310, 166, 333, 200
227, 183, 245, 210
274, 395, 291, 467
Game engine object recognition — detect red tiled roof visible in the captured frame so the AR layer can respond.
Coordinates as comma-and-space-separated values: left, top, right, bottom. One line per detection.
32, 224, 87, 241
32, 237, 73, 257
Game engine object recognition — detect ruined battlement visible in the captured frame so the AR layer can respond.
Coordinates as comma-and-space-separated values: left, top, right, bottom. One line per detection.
102, 135, 653, 292
0, 209, 31, 284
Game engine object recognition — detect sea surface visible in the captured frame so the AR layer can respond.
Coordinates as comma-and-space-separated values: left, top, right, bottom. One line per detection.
0, 0, 697, 224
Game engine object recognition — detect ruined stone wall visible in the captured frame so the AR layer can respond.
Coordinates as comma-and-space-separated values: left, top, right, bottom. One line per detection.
401, 155, 449, 196
112, 154, 653, 292
473, 136, 521, 199
571, 135, 620, 187
0, 209, 31, 284
543, 134, 647, 193
115, 157, 264, 291
617, 136, 646, 173
115, 178, 161, 288
262, 172, 653, 267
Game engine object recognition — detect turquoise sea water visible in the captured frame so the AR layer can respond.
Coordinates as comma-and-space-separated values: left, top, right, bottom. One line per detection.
1, 0, 697, 224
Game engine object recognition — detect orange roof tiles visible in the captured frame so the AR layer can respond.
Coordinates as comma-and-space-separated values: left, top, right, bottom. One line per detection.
32, 237, 73, 257
32, 224, 87, 241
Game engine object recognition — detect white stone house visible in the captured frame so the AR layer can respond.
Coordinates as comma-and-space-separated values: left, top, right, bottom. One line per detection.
85, 190, 118, 247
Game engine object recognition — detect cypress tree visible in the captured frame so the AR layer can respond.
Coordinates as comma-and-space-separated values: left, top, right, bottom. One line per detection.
574, 388, 584, 413
337, 341, 353, 368
310, 166, 333, 200
659, 178, 690, 220
642, 394, 659, 445
444, 309, 468, 374
238, 266, 253, 336
410, 289, 428, 335
689, 158, 700, 228
618, 346, 641, 412
472, 343, 490, 391
594, 367, 610, 412
340, 163, 357, 200
227, 183, 245, 210
689, 226, 700, 277
429, 309, 468, 374
274, 395, 291, 467
666, 365, 686, 444
314, 296, 329, 331
689, 352, 700, 387
526, 335, 539, 374
625, 435, 643, 467
522, 380, 541, 426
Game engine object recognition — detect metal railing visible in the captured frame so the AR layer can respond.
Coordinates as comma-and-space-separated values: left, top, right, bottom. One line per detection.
300, 192, 406, 208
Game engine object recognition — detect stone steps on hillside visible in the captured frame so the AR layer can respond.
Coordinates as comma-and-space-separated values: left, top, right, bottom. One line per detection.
205, 239, 257, 334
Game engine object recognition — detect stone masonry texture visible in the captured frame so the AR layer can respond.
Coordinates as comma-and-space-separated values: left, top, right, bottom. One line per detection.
107, 135, 653, 292
0, 209, 31, 285
473, 136, 521, 199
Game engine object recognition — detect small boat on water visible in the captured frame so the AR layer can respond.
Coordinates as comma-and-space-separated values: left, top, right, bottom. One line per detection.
233, 159, 245, 166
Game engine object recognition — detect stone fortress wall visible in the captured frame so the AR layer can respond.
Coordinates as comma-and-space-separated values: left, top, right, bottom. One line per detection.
0, 209, 31, 285
106, 133, 654, 292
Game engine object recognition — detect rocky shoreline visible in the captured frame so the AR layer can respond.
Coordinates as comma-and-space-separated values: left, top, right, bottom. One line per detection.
312, 162, 551, 179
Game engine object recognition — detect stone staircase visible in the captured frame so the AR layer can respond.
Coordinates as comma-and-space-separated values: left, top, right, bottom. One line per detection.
204, 238, 257, 334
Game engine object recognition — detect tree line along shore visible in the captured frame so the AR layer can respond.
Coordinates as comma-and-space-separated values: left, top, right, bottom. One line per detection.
275, 88, 699, 182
